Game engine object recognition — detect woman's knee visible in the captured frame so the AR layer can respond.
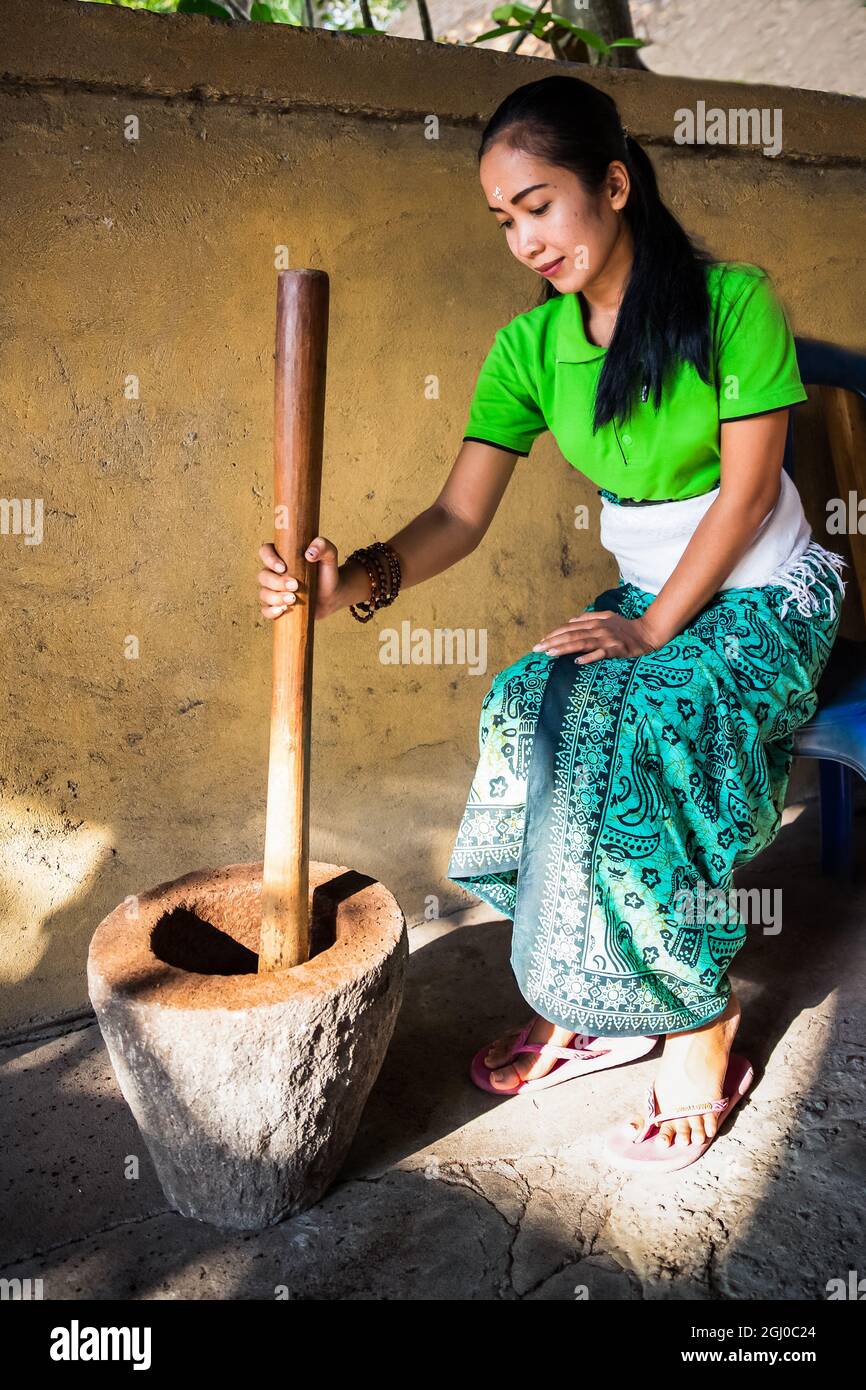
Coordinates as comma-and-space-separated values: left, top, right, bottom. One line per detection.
483, 650, 553, 722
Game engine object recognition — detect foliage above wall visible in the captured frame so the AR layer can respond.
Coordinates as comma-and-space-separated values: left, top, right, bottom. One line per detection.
77, 0, 647, 60
79, 0, 404, 35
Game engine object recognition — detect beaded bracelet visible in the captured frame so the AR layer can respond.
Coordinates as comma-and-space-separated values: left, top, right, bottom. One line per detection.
347, 541, 402, 623
358, 541, 401, 617
373, 540, 401, 602
347, 546, 391, 624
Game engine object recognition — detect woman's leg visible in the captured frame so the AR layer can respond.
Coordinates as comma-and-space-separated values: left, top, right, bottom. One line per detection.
618, 547, 844, 1146
449, 596, 788, 1093
448, 547, 844, 1115
446, 651, 579, 1090
623, 546, 844, 1147
636, 990, 743, 1147
510, 559, 840, 1104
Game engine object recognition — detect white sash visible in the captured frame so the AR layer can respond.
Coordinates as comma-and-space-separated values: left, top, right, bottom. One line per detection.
599, 470, 847, 620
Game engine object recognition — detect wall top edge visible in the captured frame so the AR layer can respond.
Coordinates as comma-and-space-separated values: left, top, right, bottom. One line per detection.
1, 0, 864, 164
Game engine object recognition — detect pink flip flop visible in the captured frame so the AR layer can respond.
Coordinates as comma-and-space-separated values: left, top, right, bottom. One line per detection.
470, 1014, 659, 1097
604, 1053, 755, 1172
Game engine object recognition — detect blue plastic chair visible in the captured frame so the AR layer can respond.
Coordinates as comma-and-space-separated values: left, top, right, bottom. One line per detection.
787, 337, 866, 878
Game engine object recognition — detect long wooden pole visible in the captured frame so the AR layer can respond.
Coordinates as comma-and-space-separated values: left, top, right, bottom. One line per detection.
259, 270, 330, 973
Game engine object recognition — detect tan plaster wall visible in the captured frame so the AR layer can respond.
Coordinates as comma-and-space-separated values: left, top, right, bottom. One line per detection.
0, 0, 863, 1033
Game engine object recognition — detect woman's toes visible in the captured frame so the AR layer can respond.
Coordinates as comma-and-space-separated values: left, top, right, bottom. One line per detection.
659, 1121, 677, 1147
672, 1119, 694, 1147
484, 1032, 519, 1068
489, 1065, 518, 1090
688, 1115, 708, 1145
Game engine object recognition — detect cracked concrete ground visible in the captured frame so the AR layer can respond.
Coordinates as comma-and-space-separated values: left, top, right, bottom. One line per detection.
2, 795, 865, 1300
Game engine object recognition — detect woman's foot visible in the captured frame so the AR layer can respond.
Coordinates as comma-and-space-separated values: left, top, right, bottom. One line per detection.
630, 991, 742, 1147
483, 1014, 577, 1091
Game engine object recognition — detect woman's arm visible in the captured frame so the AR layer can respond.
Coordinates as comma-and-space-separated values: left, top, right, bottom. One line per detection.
258, 440, 519, 619
637, 410, 791, 648
533, 410, 793, 664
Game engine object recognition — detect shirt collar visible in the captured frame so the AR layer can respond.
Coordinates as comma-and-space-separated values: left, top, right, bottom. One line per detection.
555, 291, 608, 364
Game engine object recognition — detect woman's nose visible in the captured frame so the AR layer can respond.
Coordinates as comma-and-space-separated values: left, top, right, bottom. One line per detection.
519, 236, 545, 261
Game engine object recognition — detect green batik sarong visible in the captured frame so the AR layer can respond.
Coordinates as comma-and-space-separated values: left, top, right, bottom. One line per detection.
445, 539, 847, 1037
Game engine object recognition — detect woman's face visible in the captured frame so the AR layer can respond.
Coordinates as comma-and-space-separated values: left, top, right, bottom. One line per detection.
479, 141, 632, 296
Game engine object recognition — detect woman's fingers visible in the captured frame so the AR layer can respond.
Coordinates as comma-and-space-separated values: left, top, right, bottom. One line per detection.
258, 546, 298, 619
259, 542, 286, 572
260, 538, 338, 569
535, 626, 607, 654
534, 614, 612, 650
259, 587, 297, 607
304, 536, 339, 571
258, 537, 337, 621
257, 568, 298, 596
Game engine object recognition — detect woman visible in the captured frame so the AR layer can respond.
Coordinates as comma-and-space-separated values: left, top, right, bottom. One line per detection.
257, 76, 846, 1172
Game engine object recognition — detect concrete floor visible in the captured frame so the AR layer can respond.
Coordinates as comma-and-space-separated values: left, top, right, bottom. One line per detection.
2, 793, 865, 1301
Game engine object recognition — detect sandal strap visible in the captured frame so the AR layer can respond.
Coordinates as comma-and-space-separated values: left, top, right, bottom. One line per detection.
517, 1037, 609, 1063
634, 1083, 729, 1142
650, 1096, 729, 1127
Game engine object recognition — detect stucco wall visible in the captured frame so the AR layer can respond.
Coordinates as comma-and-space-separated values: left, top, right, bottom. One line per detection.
1, 0, 864, 1035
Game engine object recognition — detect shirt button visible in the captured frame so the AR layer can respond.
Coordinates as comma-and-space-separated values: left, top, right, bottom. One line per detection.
622, 433, 632, 445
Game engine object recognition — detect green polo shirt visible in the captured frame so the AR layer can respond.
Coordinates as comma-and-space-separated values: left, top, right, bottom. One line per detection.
461, 261, 808, 501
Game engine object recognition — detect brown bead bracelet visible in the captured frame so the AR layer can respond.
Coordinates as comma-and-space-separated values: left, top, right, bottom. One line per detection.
347, 545, 393, 623
347, 541, 403, 623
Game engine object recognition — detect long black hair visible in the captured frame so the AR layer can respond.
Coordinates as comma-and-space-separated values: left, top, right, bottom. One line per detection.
478, 75, 721, 434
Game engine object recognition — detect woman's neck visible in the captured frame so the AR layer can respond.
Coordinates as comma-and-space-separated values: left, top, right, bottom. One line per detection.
579, 222, 635, 337
580, 296, 618, 349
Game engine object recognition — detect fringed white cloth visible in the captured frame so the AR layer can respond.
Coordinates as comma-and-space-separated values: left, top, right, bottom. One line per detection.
766, 540, 848, 621
599, 469, 849, 622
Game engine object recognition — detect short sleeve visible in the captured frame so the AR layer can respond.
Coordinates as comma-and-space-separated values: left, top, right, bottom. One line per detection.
462, 325, 549, 457
716, 270, 808, 421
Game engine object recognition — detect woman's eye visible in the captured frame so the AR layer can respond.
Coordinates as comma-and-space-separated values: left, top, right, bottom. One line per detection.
498, 203, 550, 231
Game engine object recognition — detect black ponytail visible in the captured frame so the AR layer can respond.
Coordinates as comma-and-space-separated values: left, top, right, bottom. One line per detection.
477, 75, 720, 434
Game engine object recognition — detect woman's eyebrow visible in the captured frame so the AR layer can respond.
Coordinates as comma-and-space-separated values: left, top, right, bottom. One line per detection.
487, 182, 552, 213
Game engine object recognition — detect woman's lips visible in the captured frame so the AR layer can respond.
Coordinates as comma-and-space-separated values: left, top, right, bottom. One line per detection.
537, 257, 564, 276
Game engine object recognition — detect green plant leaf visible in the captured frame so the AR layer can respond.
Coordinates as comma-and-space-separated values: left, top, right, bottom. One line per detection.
607, 37, 647, 48
490, 4, 536, 20
470, 24, 525, 42
249, 0, 302, 18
